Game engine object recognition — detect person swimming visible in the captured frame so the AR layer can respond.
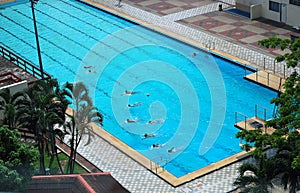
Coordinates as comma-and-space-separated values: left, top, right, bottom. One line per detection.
87, 69, 96, 73
125, 119, 138, 123
146, 119, 164, 124
142, 133, 155, 139
121, 90, 139, 96
151, 143, 166, 149
127, 102, 142, 108
167, 146, 184, 153
152, 144, 160, 148
84, 65, 94, 69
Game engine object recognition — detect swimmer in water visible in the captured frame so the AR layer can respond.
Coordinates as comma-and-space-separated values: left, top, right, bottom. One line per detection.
167, 146, 184, 153
142, 133, 155, 139
125, 119, 139, 123
121, 90, 139, 96
87, 69, 96, 73
146, 119, 164, 124
127, 102, 142, 108
151, 143, 166, 149
84, 65, 94, 69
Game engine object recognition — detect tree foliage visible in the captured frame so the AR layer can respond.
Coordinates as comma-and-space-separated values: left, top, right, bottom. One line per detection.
0, 79, 103, 176
235, 37, 300, 192
0, 88, 25, 130
62, 82, 103, 174
18, 79, 68, 174
0, 126, 38, 192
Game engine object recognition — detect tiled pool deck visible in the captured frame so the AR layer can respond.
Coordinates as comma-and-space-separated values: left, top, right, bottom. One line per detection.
71, 0, 299, 192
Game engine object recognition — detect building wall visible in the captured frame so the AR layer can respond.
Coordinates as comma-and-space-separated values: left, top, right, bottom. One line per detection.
260, 0, 280, 22
287, 3, 300, 26
251, 4, 262, 19
0, 80, 28, 94
236, 0, 263, 12
236, 0, 300, 27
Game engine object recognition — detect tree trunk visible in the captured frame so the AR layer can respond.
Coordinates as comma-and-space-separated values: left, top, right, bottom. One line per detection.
38, 137, 45, 174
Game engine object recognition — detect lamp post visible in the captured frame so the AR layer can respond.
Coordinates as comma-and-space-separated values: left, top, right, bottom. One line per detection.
30, 0, 44, 80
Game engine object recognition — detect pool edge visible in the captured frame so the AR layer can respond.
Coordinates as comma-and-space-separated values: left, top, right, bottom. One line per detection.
78, 0, 252, 69
85, 112, 249, 187
73, 0, 253, 187
67, 97, 249, 188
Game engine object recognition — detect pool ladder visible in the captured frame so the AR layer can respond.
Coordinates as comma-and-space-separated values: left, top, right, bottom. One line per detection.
205, 40, 215, 50
150, 156, 168, 174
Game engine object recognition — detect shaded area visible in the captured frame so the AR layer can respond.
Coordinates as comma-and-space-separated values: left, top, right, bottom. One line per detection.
226, 8, 250, 18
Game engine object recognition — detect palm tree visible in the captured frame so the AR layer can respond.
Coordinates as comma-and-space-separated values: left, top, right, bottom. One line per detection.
62, 82, 103, 174
18, 79, 67, 174
234, 153, 283, 193
0, 88, 25, 129
273, 131, 300, 193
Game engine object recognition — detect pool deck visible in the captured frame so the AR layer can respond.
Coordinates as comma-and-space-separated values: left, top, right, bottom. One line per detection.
71, 0, 299, 192
245, 71, 285, 92
234, 117, 275, 135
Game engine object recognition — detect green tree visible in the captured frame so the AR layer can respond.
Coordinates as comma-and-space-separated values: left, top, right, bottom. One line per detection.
18, 79, 68, 174
0, 126, 38, 192
235, 37, 300, 192
233, 155, 282, 193
0, 88, 25, 129
62, 82, 103, 174
260, 36, 300, 192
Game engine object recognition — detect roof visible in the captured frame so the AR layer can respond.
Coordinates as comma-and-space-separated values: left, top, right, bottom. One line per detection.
25, 172, 130, 193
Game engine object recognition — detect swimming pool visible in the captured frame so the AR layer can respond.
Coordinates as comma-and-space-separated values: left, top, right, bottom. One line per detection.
0, 0, 277, 178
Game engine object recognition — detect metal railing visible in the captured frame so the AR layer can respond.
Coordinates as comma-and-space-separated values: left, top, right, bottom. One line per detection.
150, 156, 167, 174
0, 45, 51, 80
205, 40, 215, 50
263, 57, 287, 78
235, 105, 274, 131
235, 112, 249, 130
254, 104, 274, 121
244, 66, 284, 92
255, 68, 283, 91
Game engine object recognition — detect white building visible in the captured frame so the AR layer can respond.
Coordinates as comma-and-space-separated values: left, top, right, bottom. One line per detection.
235, 0, 300, 27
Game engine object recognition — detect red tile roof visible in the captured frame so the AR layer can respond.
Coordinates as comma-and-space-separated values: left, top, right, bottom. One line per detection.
25, 172, 130, 193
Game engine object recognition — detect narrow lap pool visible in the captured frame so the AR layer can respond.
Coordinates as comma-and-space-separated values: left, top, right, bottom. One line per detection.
0, 0, 277, 178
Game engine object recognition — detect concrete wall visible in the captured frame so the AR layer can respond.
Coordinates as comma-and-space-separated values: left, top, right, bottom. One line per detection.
236, 0, 300, 27
260, 0, 280, 22
0, 80, 28, 95
0, 80, 27, 125
287, 3, 300, 27
251, 4, 262, 19
236, 0, 263, 12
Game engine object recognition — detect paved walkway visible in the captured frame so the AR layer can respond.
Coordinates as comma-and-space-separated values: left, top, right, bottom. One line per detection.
73, 0, 299, 192
77, 131, 247, 193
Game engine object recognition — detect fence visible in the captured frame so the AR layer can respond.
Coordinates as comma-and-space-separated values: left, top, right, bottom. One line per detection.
252, 68, 283, 91
235, 105, 274, 131
0, 45, 51, 80
254, 104, 274, 121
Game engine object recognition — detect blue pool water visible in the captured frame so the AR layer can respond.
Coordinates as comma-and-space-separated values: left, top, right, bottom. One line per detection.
0, 0, 277, 177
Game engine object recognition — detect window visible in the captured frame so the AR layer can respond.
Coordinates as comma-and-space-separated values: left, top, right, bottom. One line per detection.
269, 1, 280, 12
290, 0, 300, 6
